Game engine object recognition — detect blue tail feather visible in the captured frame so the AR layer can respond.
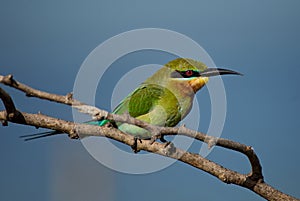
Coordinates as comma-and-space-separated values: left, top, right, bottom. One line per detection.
20, 130, 61, 141
20, 119, 110, 141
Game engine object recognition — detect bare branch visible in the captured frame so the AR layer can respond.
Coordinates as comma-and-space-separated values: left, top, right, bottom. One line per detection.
0, 75, 263, 182
0, 74, 299, 201
0, 74, 82, 105
0, 87, 24, 126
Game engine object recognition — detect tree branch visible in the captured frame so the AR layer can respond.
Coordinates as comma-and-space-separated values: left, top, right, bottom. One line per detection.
0, 74, 81, 105
0, 74, 298, 201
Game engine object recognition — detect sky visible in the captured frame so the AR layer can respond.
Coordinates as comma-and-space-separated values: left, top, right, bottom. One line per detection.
1, 0, 300, 200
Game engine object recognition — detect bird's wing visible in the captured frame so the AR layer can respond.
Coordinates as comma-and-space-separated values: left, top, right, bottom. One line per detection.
112, 84, 171, 138
113, 83, 181, 128
83, 84, 164, 127
113, 84, 164, 118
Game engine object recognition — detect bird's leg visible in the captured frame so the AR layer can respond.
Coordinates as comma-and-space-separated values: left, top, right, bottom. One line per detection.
150, 133, 168, 144
104, 121, 116, 128
150, 133, 173, 150
159, 135, 167, 143
131, 136, 142, 153
163, 140, 172, 148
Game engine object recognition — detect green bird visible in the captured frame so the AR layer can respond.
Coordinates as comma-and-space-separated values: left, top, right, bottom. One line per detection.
21, 58, 241, 141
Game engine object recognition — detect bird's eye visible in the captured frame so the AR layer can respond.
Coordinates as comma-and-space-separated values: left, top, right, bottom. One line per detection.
185, 70, 193, 77
171, 70, 200, 78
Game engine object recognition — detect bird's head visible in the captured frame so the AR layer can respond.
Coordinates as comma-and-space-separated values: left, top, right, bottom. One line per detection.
163, 58, 242, 93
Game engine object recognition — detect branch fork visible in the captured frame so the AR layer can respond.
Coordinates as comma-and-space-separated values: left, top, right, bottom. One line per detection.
0, 74, 298, 201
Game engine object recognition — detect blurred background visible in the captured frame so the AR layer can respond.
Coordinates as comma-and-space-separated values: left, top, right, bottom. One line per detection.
1, 0, 299, 200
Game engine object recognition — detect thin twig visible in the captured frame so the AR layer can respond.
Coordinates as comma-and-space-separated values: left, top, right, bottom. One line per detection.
0, 74, 82, 105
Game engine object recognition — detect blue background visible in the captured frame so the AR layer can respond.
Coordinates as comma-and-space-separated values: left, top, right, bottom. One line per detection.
1, 0, 299, 200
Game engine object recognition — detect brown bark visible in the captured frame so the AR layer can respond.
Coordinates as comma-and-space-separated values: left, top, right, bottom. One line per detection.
0, 74, 298, 201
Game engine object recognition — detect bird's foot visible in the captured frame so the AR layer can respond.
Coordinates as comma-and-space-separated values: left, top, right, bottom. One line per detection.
104, 121, 115, 128
131, 136, 142, 153
163, 141, 172, 148
150, 133, 167, 144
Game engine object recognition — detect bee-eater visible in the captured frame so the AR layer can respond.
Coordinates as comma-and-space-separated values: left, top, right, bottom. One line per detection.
21, 58, 241, 140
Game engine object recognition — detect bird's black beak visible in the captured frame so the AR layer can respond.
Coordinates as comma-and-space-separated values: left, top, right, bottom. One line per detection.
199, 68, 243, 77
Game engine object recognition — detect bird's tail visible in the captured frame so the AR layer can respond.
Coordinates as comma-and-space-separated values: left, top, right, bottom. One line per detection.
20, 120, 110, 141
20, 130, 62, 141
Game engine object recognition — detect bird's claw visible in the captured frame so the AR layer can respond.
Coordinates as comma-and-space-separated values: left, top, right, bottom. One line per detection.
150, 133, 166, 144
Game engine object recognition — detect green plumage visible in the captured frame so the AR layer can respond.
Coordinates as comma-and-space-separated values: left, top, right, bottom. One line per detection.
93, 58, 208, 138
93, 84, 182, 138
22, 58, 241, 141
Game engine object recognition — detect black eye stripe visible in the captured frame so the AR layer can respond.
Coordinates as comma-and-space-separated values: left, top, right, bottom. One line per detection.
171, 70, 200, 78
